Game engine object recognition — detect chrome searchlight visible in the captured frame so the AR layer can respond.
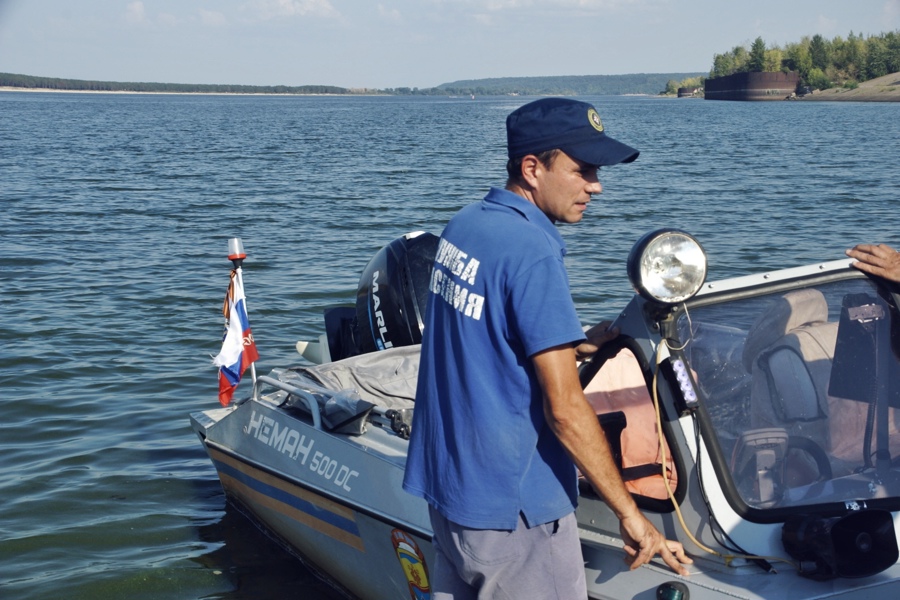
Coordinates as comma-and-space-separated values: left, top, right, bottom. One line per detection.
627, 229, 707, 304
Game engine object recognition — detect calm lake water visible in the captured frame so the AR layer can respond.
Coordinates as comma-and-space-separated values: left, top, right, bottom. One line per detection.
1, 91, 898, 599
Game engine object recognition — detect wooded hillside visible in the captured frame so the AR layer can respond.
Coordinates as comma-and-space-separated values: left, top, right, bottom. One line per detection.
710, 30, 900, 91
1, 72, 703, 97
0, 73, 350, 95
434, 73, 704, 96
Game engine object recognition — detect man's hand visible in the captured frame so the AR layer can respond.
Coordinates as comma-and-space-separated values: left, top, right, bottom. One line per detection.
575, 320, 619, 361
620, 514, 692, 576
847, 243, 900, 283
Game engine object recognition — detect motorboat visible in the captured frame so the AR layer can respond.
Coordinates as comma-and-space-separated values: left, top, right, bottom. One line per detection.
192, 229, 900, 599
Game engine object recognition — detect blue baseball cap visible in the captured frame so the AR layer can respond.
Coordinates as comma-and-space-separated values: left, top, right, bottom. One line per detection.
506, 98, 639, 166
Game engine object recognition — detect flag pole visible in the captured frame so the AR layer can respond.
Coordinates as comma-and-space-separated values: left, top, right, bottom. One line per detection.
227, 237, 257, 385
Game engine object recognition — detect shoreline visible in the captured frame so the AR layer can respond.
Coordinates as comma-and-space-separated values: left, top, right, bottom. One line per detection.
0, 86, 369, 97
4, 71, 899, 101
797, 72, 900, 102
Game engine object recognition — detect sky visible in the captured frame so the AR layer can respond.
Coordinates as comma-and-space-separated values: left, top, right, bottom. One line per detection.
1, 0, 898, 90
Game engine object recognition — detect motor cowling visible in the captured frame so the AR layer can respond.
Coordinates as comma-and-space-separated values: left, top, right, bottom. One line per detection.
355, 231, 439, 355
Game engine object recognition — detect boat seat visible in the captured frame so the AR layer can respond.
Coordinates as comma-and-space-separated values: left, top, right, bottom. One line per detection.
743, 289, 837, 432
741, 288, 900, 487
583, 347, 677, 500
739, 289, 840, 488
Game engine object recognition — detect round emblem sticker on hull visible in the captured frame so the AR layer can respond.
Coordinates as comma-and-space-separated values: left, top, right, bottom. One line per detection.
391, 529, 432, 599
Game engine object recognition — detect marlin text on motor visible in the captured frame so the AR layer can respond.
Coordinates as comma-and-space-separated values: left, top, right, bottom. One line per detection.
371, 270, 393, 350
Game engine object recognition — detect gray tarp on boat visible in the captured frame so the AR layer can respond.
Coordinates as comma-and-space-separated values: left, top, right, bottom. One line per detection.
260, 345, 420, 435
293, 344, 420, 410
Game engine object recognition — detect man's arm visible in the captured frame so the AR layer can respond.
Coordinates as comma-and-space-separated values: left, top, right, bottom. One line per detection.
532, 344, 692, 575
847, 243, 900, 283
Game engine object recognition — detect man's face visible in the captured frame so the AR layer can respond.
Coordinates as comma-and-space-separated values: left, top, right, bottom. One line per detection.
531, 152, 602, 224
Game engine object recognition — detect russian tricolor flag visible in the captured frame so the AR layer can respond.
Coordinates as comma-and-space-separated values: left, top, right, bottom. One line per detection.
213, 269, 260, 405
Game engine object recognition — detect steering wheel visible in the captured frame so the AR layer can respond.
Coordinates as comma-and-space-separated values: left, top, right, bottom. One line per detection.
733, 433, 832, 507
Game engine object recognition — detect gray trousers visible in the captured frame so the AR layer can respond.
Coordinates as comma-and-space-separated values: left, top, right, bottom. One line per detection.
429, 506, 588, 600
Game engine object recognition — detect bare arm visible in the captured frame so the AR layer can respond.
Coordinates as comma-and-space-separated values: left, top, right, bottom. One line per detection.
532, 344, 692, 575
846, 243, 900, 283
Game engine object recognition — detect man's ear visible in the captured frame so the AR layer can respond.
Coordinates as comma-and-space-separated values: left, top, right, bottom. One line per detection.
520, 154, 542, 189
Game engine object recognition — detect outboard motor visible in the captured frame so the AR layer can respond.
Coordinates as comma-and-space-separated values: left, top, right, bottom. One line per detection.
355, 231, 439, 355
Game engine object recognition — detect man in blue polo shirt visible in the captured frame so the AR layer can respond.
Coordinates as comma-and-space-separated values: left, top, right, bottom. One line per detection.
403, 98, 691, 599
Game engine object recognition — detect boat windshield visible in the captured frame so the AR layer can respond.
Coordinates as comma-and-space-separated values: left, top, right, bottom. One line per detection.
676, 277, 900, 513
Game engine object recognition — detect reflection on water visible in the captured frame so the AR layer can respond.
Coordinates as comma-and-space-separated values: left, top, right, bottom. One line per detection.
196, 502, 348, 600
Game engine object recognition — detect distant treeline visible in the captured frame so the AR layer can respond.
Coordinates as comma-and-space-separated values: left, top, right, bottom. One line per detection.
0, 73, 351, 95
710, 30, 900, 90
1, 72, 703, 97
432, 73, 704, 96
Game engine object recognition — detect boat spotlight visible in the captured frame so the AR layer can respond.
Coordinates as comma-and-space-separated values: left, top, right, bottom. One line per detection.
627, 229, 707, 305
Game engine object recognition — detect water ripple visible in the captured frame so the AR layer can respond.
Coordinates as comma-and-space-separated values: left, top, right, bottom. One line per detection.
1, 91, 898, 598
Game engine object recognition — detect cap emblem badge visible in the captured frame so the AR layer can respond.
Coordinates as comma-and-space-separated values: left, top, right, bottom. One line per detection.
587, 108, 604, 133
